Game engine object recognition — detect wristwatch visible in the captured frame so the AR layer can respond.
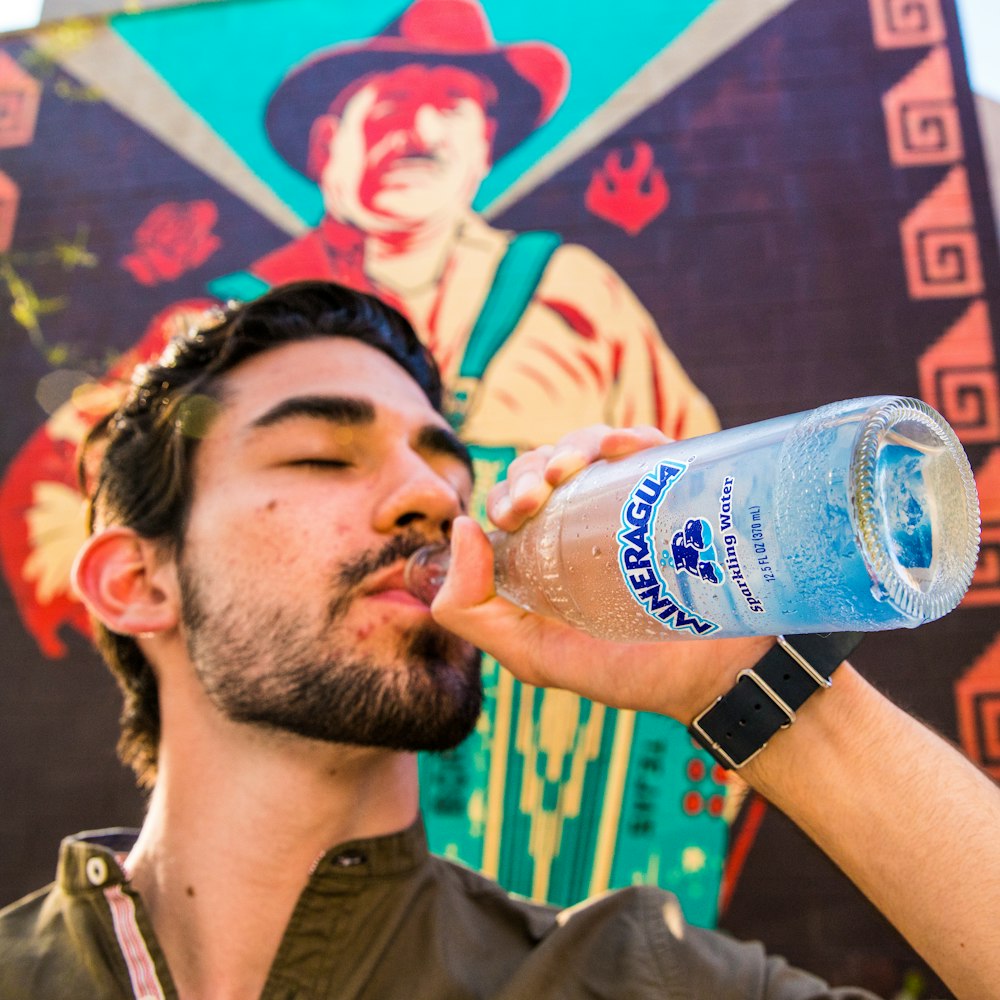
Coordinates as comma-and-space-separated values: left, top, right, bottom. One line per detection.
688, 632, 864, 770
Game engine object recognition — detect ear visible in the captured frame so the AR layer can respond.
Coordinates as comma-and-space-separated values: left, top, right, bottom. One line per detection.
306, 114, 339, 181
71, 527, 179, 637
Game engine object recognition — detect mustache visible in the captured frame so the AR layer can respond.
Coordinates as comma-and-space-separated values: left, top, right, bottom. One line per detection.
370, 133, 442, 172
326, 531, 440, 623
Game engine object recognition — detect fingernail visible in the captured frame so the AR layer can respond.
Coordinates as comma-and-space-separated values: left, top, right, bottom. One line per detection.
510, 471, 542, 504
492, 494, 512, 522
546, 447, 586, 480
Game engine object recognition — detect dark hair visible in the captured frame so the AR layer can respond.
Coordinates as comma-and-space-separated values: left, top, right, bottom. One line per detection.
80, 280, 443, 786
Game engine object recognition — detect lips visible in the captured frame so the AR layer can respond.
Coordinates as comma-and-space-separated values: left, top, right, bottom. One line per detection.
362, 563, 429, 609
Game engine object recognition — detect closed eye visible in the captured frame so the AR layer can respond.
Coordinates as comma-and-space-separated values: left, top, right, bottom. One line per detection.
287, 458, 351, 469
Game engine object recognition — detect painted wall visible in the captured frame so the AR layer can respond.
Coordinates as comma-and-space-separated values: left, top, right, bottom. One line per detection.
1, 0, 997, 993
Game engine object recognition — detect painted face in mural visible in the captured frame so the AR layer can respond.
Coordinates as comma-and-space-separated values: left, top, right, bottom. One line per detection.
314, 64, 496, 234
176, 338, 482, 751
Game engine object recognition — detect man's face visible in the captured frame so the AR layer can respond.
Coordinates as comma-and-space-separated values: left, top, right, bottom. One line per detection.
176, 337, 481, 751
318, 64, 494, 231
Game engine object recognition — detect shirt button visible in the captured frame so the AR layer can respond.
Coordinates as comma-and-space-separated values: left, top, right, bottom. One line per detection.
86, 856, 109, 886
332, 850, 367, 868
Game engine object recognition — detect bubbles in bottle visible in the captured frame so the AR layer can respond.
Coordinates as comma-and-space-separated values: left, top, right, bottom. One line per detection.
876, 443, 933, 583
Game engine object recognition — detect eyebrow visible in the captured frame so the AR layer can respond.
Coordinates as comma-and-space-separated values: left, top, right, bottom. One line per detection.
249, 394, 474, 477
250, 394, 375, 430
416, 424, 474, 477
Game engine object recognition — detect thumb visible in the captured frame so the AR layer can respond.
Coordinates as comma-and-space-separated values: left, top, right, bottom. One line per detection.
431, 516, 567, 689
431, 517, 532, 664
433, 515, 495, 615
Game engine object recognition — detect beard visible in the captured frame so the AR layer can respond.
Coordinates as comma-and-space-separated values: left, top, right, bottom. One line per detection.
177, 533, 483, 752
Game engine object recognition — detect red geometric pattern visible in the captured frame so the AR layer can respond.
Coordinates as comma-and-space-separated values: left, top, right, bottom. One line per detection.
882, 46, 962, 168
955, 629, 1000, 779
964, 448, 1000, 608
918, 299, 1000, 444
869, 0, 946, 50
0, 170, 18, 253
0, 50, 41, 150
900, 166, 985, 299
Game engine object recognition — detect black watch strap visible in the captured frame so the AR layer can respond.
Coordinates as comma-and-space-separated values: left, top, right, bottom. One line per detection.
689, 632, 864, 770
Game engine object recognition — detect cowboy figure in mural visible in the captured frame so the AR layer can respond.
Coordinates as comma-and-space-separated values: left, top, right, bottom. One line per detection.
212, 0, 718, 449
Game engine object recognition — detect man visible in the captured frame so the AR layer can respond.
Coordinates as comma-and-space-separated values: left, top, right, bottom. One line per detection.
0, 281, 996, 998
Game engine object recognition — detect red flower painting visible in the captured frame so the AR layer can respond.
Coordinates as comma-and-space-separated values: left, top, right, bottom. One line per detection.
121, 200, 221, 285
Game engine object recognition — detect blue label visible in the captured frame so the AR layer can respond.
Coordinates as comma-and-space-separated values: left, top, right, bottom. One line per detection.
616, 461, 719, 636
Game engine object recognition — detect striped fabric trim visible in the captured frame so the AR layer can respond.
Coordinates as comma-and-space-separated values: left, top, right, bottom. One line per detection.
104, 884, 166, 1000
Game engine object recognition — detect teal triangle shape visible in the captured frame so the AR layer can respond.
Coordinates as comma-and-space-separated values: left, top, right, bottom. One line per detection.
110, 0, 716, 220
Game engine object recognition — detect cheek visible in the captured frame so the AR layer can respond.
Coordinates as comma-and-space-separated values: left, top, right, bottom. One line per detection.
189, 497, 304, 576
254, 499, 355, 566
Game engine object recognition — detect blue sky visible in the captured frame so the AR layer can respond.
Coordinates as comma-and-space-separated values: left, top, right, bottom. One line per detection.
1, 0, 998, 100
955, 0, 1000, 102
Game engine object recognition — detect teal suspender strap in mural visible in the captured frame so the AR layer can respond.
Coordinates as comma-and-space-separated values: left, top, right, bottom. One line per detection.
447, 230, 563, 431
206, 269, 272, 303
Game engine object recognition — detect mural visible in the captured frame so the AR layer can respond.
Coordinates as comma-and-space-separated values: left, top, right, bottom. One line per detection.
1, 0, 997, 992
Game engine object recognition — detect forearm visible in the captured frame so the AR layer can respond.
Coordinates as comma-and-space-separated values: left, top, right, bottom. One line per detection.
742, 663, 1000, 1000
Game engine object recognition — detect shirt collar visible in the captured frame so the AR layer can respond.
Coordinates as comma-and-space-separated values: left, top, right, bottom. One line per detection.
57, 828, 136, 894
55, 818, 430, 894
310, 817, 429, 882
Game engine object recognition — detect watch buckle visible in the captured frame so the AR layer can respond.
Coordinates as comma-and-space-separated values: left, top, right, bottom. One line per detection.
689, 667, 797, 770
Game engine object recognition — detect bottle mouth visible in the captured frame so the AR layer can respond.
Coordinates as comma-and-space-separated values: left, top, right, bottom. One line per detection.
403, 543, 451, 604
851, 397, 980, 623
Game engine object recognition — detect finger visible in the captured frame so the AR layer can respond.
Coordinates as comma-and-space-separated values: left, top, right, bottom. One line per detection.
599, 425, 671, 459
488, 471, 552, 528
543, 425, 614, 484
491, 446, 556, 527
506, 445, 554, 479
508, 468, 552, 517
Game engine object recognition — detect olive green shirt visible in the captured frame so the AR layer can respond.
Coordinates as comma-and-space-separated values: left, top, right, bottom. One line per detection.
0, 822, 879, 999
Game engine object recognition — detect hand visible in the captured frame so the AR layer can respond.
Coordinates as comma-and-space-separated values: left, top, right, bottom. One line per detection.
431, 425, 774, 723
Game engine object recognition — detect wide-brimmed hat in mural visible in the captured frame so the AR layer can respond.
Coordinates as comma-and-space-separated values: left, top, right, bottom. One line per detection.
265, 0, 569, 175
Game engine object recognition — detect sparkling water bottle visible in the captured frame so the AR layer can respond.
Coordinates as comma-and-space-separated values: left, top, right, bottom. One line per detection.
406, 396, 981, 641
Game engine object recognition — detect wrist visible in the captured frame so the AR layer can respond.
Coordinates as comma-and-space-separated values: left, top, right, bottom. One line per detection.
688, 632, 864, 770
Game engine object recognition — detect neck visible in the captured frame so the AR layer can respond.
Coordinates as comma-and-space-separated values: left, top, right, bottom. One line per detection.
127, 695, 418, 999
362, 211, 472, 298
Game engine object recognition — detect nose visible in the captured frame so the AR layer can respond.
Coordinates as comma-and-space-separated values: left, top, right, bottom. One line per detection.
413, 103, 446, 145
372, 447, 464, 539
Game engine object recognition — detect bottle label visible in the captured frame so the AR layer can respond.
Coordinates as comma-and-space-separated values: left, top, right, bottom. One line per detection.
616, 461, 720, 635
716, 476, 767, 614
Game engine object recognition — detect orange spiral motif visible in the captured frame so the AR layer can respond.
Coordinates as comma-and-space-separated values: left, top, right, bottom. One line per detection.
883, 47, 962, 167
918, 300, 999, 443
900, 167, 984, 299
869, 0, 946, 49
964, 449, 1000, 608
955, 625, 1000, 778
